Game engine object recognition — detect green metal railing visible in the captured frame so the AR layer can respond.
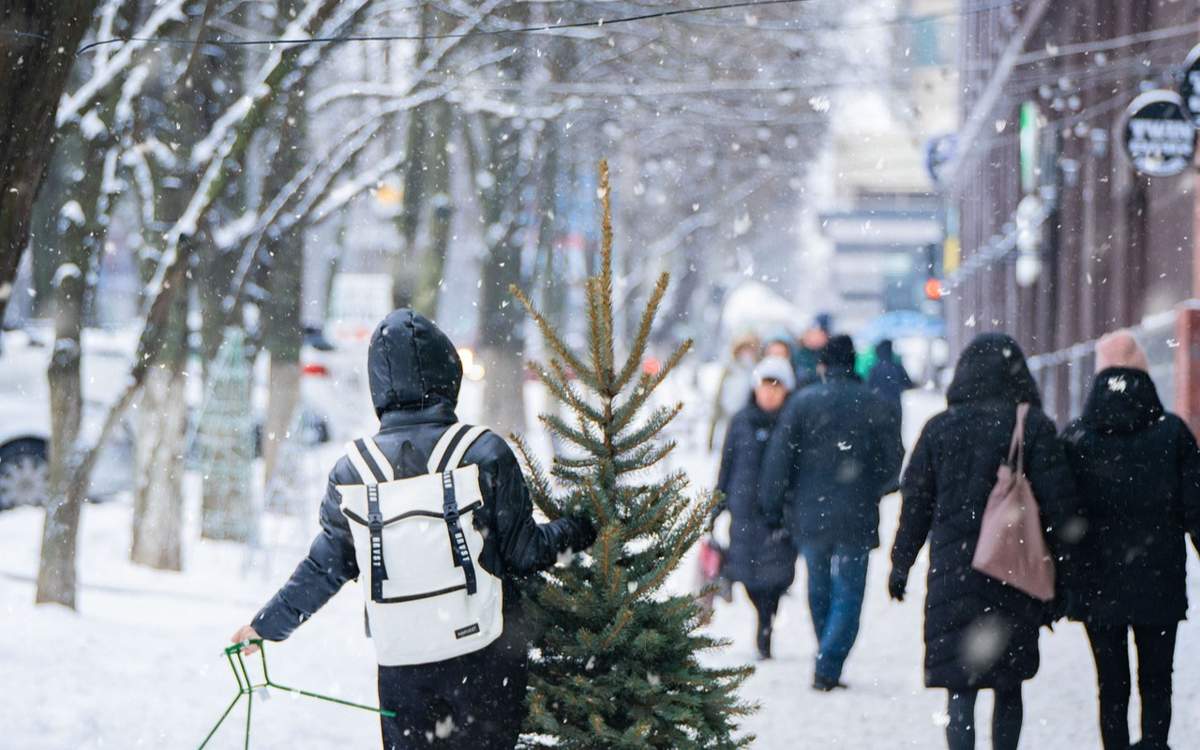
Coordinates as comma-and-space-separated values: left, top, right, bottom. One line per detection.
197, 639, 394, 749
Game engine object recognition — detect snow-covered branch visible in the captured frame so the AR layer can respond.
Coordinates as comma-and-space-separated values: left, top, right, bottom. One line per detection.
57, 0, 188, 127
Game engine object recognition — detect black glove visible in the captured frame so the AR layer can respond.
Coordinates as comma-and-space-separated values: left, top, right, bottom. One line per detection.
570, 515, 598, 551
887, 567, 907, 602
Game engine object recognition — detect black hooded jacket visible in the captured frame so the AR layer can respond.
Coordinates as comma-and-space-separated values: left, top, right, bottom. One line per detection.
252, 309, 593, 642
758, 365, 904, 551
890, 333, 1081, 689
1061, 367, 1200, 625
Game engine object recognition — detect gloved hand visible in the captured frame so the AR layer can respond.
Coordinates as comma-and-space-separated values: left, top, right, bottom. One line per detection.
887, 567, 907, 602
571, 515, 598, 551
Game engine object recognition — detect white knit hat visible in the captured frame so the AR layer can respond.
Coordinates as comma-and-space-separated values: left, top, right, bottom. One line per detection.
754, 356, 796, 391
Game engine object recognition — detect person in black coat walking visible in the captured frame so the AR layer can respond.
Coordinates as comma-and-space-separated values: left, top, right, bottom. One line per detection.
715, 355, 798, 660
867, 338, 914, 412
759, 335, 904, 690
888, 333, 1082, 750
1061, 331, 1200, 750
231, 309, 595, 750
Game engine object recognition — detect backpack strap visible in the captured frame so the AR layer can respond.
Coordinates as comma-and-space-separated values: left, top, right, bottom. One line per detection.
345, 437, 394, 484
427, 423, 491, 473
430, 424, 492, 596
344, 438, 393, 602
441, 470, 477, 595
445, 426, 490, 470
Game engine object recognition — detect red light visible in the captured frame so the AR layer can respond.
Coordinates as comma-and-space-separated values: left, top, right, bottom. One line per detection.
302, 362, 329, 377
924, 278, 943, 301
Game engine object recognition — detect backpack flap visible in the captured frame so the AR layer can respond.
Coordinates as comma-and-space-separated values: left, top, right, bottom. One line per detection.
338, 465, 484, 601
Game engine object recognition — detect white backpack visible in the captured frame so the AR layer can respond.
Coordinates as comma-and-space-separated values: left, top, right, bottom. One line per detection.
338, 423, 504, 666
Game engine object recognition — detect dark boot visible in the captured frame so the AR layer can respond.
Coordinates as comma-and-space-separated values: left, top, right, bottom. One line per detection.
812, 674, 848, 692
756, 625, 772, 660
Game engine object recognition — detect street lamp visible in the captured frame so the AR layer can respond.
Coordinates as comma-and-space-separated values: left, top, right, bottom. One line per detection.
1014, 194, 1044, 287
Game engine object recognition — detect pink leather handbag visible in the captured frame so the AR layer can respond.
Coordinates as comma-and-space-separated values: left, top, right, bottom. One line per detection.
971, 403, 1056, 602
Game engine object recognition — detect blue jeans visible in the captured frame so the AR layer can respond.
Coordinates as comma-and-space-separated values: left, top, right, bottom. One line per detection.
802, 543, 870, 682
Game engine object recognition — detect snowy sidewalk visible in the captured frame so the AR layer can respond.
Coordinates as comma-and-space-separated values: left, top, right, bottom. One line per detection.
3, 392, 1199, 748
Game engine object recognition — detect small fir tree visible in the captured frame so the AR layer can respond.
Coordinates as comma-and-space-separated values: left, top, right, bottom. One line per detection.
510, 161, 754, 749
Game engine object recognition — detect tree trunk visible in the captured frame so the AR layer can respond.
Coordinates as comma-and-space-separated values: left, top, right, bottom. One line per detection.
261, 82, 306, 488
262, 361, 301, 484
412, 101, 453, 318
0, 1, 97, 324
390, 3, 433, 310
130, 274, 189, 568
35, 265, 85, 608
130, 363, 187, 570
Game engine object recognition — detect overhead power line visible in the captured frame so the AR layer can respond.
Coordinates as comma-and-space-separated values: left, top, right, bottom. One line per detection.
76, 0, 814, 55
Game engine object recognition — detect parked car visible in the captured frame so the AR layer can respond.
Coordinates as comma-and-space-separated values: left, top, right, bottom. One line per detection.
0, 328, 136, 510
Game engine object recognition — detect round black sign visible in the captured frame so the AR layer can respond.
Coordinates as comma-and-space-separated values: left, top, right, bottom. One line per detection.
1121, 90, 1195, 177
1181, 43, 1200, 127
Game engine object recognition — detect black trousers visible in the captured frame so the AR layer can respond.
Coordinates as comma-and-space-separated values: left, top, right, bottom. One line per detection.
945, 686, 1023, 750
1086, 622, 1179, 750
378, 637, 528, 749
745, 583, 788, 652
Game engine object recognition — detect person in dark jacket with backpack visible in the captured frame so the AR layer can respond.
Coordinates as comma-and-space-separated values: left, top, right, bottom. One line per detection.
1061, 331, 1200, 750
888, 333, 1082, 750
714, 355, 798, 660
231, 309, 595, 750
758, 335, 904, 690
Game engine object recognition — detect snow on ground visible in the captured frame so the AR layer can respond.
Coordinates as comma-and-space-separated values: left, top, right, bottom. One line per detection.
3, 389, 1200, 748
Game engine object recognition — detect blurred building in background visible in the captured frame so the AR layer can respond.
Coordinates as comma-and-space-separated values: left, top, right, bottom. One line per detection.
944, 0, 1200, 427
814, 0, 959, 338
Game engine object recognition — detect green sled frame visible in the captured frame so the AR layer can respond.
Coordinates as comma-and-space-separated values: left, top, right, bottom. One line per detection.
197, 639, 395, 749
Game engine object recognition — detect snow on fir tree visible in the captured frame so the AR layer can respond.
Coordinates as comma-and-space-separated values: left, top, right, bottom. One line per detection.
510, 161, 754, 749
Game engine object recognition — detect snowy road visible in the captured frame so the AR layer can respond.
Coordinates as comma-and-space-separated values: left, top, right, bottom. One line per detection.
3, 390, 1199, 748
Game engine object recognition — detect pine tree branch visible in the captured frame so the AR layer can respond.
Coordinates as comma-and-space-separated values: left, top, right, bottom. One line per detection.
615, 440, 676, 476
613, 402, 682, 455
511, 432, 561, 520
511, 283, 598, 393
546, 358, 605, 424
539, 414, 603, 454
610, 337, 694, 434
614, 272, 669, 392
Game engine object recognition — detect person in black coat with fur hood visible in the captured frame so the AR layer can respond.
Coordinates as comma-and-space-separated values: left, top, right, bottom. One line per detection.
1061, 331, 1200, 750
231, 310, 595, 750
889, 333, 1082, 750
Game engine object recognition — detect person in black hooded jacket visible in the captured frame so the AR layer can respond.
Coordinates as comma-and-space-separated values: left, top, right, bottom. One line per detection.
1061, 331, 1200, 750
888, 333, 1081, 750
230, 309, 595, 750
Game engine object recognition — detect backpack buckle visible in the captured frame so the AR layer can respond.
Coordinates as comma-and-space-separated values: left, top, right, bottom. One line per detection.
367, 511, 384, 529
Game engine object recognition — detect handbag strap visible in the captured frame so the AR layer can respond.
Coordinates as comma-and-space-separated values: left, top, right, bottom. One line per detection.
1007, 403, 1030, 475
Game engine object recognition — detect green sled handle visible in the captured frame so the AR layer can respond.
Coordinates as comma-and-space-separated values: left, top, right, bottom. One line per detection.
197, 639, 395, 750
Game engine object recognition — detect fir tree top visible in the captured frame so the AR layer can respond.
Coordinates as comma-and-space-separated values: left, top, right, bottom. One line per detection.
510, 160, 754, 749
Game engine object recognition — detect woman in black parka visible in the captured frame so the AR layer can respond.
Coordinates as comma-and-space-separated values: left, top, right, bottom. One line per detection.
888, 333, 1081, 750
1061, 331, 1200, 750
715, 355, 798, 660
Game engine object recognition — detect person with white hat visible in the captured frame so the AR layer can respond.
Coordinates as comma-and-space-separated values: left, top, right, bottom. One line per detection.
713, 355, 797, 660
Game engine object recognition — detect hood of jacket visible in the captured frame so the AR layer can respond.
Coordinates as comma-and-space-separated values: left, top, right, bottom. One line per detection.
946, 332, 1041, 407
367, 309, 462, 418
1082, 367, 1164, 434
